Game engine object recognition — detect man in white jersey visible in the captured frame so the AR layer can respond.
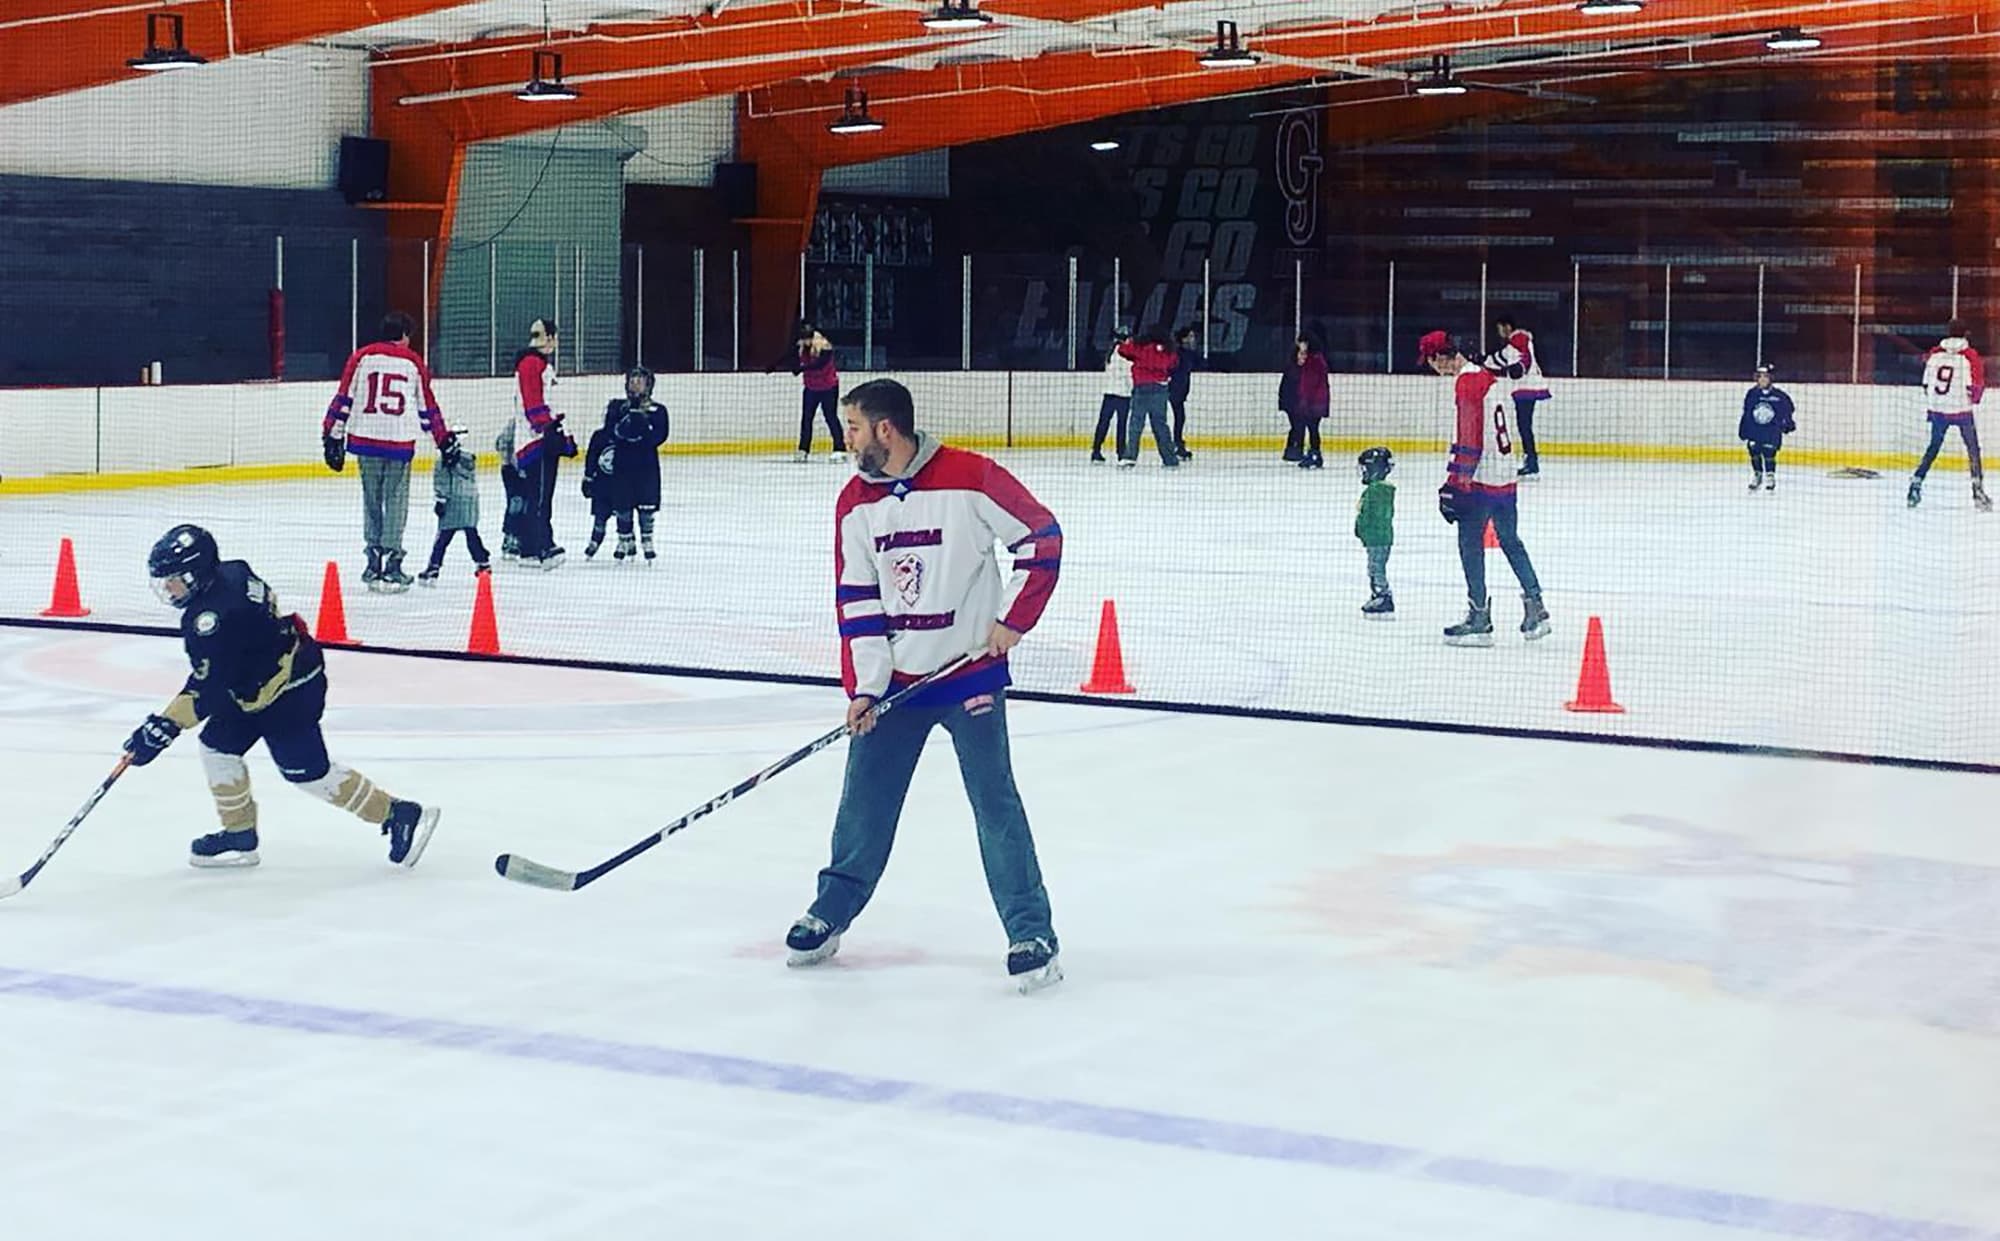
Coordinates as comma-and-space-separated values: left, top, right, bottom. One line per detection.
1909, 319, 1989, 511
322, 312, 452, 591
783, 378, 1064, 993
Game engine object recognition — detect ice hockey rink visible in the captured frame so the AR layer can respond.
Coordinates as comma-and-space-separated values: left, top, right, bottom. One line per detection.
1, 452, 1997, 1241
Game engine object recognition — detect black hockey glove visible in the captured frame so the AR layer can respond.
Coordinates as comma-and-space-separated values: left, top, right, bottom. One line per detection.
434, 498, 447, 518
1438, 484, 1462, 525
125, 714, 181, 767
580, 477, 593, 499
323, 433, 347, 473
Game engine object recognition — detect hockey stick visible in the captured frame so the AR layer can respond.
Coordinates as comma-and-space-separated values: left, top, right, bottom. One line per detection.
0, 753, 133, 901
494, 655, 975, 892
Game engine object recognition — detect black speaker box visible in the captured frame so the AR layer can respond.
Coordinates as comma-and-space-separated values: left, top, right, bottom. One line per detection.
714, 161, 758, 219
339, 136, 390, 204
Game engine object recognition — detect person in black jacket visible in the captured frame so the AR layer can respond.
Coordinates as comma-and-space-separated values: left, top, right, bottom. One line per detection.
583, 366, 670, 561
1739, 363, 1796, 492
125, 524, 439, 870
1167, 325, 1203, 461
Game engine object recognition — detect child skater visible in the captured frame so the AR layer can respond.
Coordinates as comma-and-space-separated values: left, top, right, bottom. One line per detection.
418, 426, 489, 585
1739, 362, 1796, 492
1355, 446, 1396, 617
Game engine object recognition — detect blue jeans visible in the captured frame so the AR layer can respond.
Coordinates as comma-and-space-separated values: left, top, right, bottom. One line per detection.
1455, 489, 1542, 607
1122, 383, 1178, 465
809, 690, 1057, 948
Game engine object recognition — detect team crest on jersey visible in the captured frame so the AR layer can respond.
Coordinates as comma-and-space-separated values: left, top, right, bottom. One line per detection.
891, 553, 925, 606
194, 611, 219, 636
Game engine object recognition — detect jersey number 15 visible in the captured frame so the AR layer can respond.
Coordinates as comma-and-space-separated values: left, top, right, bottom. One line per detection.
364, 372, 409, 417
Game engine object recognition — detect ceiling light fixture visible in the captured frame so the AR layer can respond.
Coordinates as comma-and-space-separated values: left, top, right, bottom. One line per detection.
1198, 20, 1260, 69
1413, 53, 1468, 96
921, 1, 994, 32
1089, 138, 1120, 152
127, 13, 207, 72
1576, 0, 1644, 14
1764, 26, 1823, 51
516, 48, 580, 101
828, 85, 885, 135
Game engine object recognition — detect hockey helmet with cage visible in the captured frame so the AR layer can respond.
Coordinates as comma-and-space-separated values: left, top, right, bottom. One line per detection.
148, 524, 219, 609
1357, 445, 1394, 484
624, 366, 656, 399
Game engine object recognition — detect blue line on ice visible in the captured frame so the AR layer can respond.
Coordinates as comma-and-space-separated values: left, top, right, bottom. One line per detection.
0, 965, 1984, 1241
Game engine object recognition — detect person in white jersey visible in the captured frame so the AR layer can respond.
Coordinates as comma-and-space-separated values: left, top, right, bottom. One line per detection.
1487, 311, 1552, 479
1909, 319, 1989, 511
321, 312, 451, 592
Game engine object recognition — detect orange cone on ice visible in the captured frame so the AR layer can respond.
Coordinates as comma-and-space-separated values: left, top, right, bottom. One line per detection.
39, 537, 89, 618
1079, 599, 1135, 695
1564, 615, 1625, 714
313, 561, 355, 646
466, 570, 501, 655
1483, 518, 1499, 549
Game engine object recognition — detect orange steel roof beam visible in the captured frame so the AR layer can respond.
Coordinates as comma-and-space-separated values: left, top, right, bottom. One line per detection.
0, 0, 470, 109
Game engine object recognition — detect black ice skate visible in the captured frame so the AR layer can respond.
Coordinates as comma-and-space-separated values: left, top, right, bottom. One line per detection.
1177, 444, 1193, 461
1517, 461, 1541, 480
615, 534, 637, 561
417, 565, 441, 588
1444, 599, 1495, 647
584, 536, 602, 559
641, 537, 656, 563
382, 800, 440, 868
379, 551, 413, 593
785, 914, 842, 967
1749, 470, 1763, 492
1521, 595, 1551, 641
1007, 938, 1063, 994
1764, 470, 1775, 492
1908, 476, 1924, 508
1975, 483, 1993, 513
362, 547, 385, 592
190, 827, 260, 869
1362, 590, 1395, 619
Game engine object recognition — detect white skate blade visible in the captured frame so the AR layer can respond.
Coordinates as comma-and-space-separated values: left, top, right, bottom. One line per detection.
786, 934, 841, 967
1444, 632, 1495, 648
189, 850, 260, 869
1014, 957, 1064, 994
1522, 620, 1552, 641
1362, 612, 1397, 622
398, 806, 442, 870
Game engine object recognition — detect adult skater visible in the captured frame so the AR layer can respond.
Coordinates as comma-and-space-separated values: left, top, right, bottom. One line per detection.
321, 311, 451, 592
510, 317, 576, 567
1116, 326, 1181, 469
1487, 311, 1552, 479
1167, 324, 1203, 460
784, 377, 1064, 993
793, 323, 847, 463
1909, 320, 1989, 511
126, 524, 440, 869
1419, 330, 1551, 645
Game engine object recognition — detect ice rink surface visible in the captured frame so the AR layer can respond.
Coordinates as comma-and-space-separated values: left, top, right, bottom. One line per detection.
0, 628, 1996, 1241
2, 447, 1996, 761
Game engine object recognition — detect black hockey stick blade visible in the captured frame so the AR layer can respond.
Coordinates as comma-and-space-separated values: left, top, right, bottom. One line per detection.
0, 753, 133, 902
493, 655, 973, 892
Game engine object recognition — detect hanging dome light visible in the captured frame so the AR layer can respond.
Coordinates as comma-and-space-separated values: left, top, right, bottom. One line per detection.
516, 49, 580, 101
128, 13, 207, 72
1198, 20, 1261, 69
828, 86, 885, 135
1413, 53, 1469, 96
921, 1, 994, 32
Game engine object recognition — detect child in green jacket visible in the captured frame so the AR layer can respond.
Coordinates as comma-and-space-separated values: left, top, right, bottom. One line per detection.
1356, 446, 1395, 617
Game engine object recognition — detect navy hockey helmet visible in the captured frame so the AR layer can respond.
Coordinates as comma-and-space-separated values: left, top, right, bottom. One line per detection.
148, 523, 218, 609
1358, 445, 1394, 484
625, 366, 656, 399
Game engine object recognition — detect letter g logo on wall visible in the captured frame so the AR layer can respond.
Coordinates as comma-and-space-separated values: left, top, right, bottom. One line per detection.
1275, 111, 1323, 247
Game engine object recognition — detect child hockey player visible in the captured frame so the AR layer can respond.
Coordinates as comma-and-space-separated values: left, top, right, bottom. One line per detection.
1739, 363, 1796, 492
496, 420, 524, 561
1355, 446, 1396, 617
419, 426, 489, 585
126, 524, 440, 869
582, 367, 671, 562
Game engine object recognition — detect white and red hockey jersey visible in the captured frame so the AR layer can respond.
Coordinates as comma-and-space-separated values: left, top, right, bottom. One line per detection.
835, 436, 1062, 706
1922, 337, 1985, 420
323, 342, 447, 460
1490, 329, 1551, 401
1445, 362, 1519, 494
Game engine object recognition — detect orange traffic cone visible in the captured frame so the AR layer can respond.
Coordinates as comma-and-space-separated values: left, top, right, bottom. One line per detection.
1482, 518, 1499, 549
1079, 599, 1135, 694
466, 569, 501, 655
313, 560, 355, 646
39, 537, 89, 618
1564, 615, 1625, 714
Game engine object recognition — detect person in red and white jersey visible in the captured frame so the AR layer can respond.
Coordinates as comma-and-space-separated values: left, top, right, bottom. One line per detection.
510, 316, 577, 567
1909, 319, 1989, 511
784, 378, 1063, 993
1419, 330, 1550, 646
322, 311, 450, 592
1487, 311, 1552, 479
